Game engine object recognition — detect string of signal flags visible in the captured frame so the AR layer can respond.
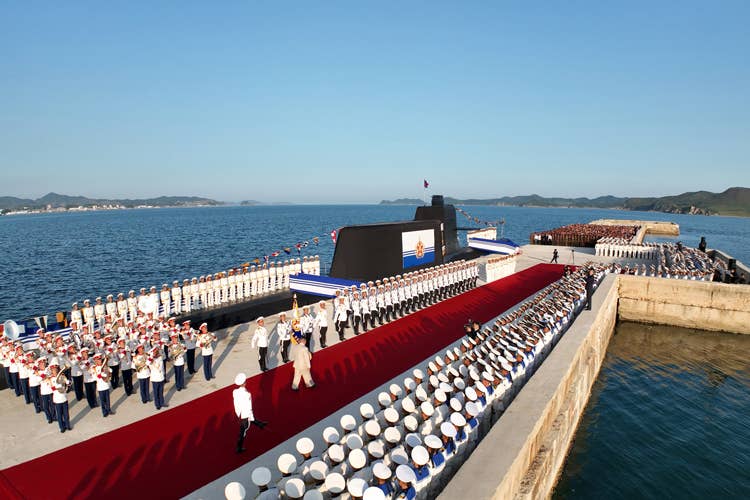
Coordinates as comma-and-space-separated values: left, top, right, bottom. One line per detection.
456, 206, 505, 228
240, 229, 338, 267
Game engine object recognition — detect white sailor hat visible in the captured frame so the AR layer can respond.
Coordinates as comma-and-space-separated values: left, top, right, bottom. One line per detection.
449, 397, 463, 412
364, 420, 381, 437
434, 356, 445, 368
296, 437, 314, 455
415, 385, 428, 402
404, 415, 419, 432
462, 339, 470, 349
49, 358, 60, 367
384, 426, 402, 444
309, 460, 328, 481
446, 349, 456, 362
403, 377, 416, 392
412, 369, 424, 380
359, 403, 375, 419
367, 440, 385, 458
377, 391, 391, 407
200, 322, 208, 328
251, 466, 272, 486
429, 375, 440, 389
434, 389, 447, 403
390, 447, 409, 465
420, 401, 435, 417
411, 445, 429, 466
285, 477, 306, 499
234, 373, 246, 386
150, 286, 157, 291
448, 366, 460, 378
347, 477, 367, 497
458, 364, 468, 377
328, 443, 345, 463
340, 414, 356, 431
400, 396, 415, 413
345, 433, 364, 451
424, 434, 442, 450
389, 383, 402, 398
427, 361, 438, 373
343, 447, 366, 471
384, 407, 400, 424
482, 371, 493, 382
83, 299, 91, 304
469, 370, 480, 382
439, 382, 453, 394
440, 422, 457, 438
450, 412, 467, 428
323, 426, 340, 444
325, 473, 346, 494
465, 402, 479, 417
474, 381, 485, 394
372, 461, 392, 480
437, 371, 450, 384
405, 433, 422, 448
256, 316, 264, 323
277, 453, 298, 474
303, 489, 323, 500
224, 481, 246, 500
396, 464, 417, 484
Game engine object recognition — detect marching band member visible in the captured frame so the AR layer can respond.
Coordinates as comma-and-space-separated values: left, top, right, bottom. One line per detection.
197, 323, 217, 380
50, 360, 72, 433
38, 358, 57, 424
103, 335, 120, 388
93, 353, 113, 417
134, 344, 151, 404
18, 350, 32, 404
169, 332, 187, 391
28, 353, 43, 414
181, 320, 197, 374
149, 346, 166, 410
117, 338, 134, 396
251, 317, 270, 372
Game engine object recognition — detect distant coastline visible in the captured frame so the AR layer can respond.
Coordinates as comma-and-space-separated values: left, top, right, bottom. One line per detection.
380, 187, 750, 218
0, 192, 222, 215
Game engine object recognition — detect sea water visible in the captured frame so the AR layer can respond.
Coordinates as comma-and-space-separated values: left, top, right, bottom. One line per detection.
0, 205, 748, 320
554, 322, 750, 499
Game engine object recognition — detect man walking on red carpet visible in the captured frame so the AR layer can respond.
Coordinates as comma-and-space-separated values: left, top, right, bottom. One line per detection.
291, 338, 315, 391
233, 372, 267, 453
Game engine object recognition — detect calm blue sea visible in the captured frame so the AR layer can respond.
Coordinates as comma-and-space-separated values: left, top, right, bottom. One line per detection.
0, 205, 748, 321
554, 323, 750, 499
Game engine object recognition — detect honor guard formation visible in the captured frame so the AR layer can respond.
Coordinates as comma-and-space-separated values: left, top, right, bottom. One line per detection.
223, 264, 607, 500
531, 224, 639, 247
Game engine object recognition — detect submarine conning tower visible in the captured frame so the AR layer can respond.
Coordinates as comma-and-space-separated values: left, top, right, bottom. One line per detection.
414, 195, 460, 256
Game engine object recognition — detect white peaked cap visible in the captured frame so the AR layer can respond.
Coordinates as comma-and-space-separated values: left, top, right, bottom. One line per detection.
404, 415, 419, 432
390, 447, 409, 465
405, 433, 422, 448
459, 365, 468, 377
384, 407, 399, 424
465, 387, 478, 401
411, 445, 429, 466
428, 361, 438, 373
415, 385, 428, 402
340, 414, 356, 431
420, 401, 435, 417
469, 370, 480, 382
429, 375, 440, 388
434, 389, 447, 403
277, 453, 298, 474
437, 372, 450, 383
396, 464, 417, 484
309, 460, 328, 480
328, 444, 345, 463
389, 383, 402, 397
404, 377, 416, 391
234, 373, 246, 386
296, 437, 314, 455
377, 392, 391, 407
251, 467, 271, 486
363, 487, 386, 500
359, 403, 374, 419
454, 378, 466, 391
367, 440, 385, 458
400, 396, 416, 413
224, 482, 246, 500
412, 368, 424, 379
364, 420, 381, 437
373, 461, 392, 480
285, 478, 306, 499
424, 434, 442, 449
434, 356, 444, 367
450, 398, 463, 412
323, 426, 340, 444
440, 422, 457, 438
384, 426, 402, 444
466, 402, 479, 417
303, 489, 324, 500
347, 478, 367, 497
346, 433, 364, 450
348, 448, 366, 469
450, 412, 467, 427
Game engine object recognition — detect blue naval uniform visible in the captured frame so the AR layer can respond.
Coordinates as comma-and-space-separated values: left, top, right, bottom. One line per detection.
456, 427, 467, 442
467, 417, 479, 429
412, 464, 430, 482
444, 438, 456, 456
394, 485, 416, 499
430, 451, 445, 468
374, 480, 395, 497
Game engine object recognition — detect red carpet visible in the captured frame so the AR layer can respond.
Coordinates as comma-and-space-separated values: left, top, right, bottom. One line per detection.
0, 264, 564, 500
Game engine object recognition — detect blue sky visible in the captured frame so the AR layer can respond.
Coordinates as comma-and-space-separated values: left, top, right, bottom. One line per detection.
1, 1, 748, 203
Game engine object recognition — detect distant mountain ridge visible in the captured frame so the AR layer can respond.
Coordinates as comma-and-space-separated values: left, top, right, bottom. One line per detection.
380, 187, 750, 217
0, 192, 222, 211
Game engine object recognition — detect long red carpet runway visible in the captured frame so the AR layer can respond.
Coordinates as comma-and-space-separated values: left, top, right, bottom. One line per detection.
0, 264, 564, 499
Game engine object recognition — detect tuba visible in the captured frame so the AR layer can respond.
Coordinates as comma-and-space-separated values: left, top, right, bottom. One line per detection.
55, 369, 71, 390
169, 342, 186, 360
134, 354, 147, 373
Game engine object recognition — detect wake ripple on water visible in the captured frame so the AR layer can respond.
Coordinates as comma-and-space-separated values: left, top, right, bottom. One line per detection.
554, 323, 750, 500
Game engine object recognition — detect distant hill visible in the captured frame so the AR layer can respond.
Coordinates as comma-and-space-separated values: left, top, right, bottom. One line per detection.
0, 192, 223, 211
381, 187, 750, 217
240, 200, 261, 206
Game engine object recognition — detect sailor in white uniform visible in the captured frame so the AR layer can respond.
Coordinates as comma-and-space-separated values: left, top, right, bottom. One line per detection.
251, 317, 270, 372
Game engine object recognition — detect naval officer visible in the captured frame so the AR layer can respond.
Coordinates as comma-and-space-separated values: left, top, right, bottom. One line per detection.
277, 313, 292, 363
251, 317, 270, 372
233, 372, 267, 453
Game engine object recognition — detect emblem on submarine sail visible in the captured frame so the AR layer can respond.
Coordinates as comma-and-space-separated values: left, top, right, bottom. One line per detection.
415, 238, 425, 259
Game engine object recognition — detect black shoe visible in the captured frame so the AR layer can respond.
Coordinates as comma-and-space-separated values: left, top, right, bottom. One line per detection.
237, 447, 246, 454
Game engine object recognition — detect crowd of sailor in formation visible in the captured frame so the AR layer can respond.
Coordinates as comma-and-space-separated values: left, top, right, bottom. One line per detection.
595, 240, 721, 281
68, 256, 320, 329
226, 265, 603, 500
531, 223, 639, 247
594, 238, 659, 259
0, 313, 217, 433
483, 254, 517, 282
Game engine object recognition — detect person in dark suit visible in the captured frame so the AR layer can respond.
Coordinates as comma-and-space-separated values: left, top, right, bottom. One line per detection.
551, 248, 559, 263
585, 269, 596, 310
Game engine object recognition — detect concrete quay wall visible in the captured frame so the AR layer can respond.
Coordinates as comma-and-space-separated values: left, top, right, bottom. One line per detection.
618, 275, 750, 334
440, 274, 750, 500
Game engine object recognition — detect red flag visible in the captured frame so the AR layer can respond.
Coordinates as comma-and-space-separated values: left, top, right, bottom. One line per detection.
330, 229, 337, 244
423, 179, 429, 189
